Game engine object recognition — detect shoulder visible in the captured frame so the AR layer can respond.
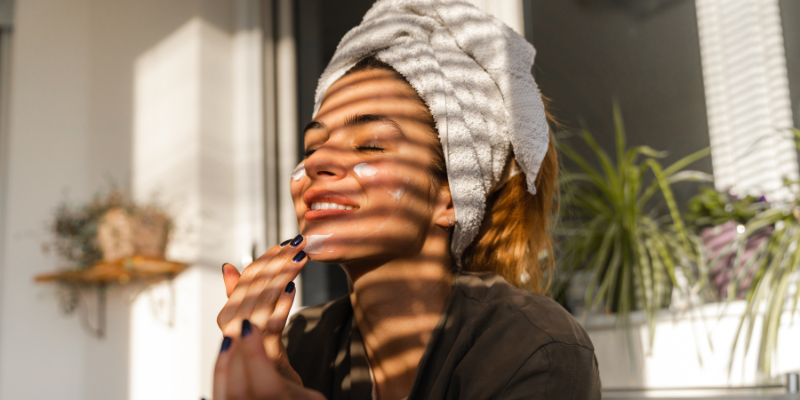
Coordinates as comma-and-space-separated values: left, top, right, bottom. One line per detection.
283, 294, 352, 346
441, 273, 601, 398
282, 295, 353, 395
453, 272, 594, 351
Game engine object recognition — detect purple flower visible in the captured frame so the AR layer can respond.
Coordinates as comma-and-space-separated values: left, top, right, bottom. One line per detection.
758, 195, 767, 202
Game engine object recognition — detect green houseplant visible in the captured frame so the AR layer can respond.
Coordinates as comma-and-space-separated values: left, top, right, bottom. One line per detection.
719, 128, 800, 381
557, 103, 711, 341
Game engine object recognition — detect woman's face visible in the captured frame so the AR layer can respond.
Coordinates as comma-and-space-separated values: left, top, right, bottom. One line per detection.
290, 68, 450, 266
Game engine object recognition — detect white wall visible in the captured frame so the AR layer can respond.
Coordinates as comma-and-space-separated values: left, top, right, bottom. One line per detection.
0, 0, 93, 398
0, 0, 266, 399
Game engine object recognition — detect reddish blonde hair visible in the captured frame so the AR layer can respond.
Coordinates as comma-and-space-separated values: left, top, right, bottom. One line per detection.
346, 57, 559, 294
461, 143, 558, 294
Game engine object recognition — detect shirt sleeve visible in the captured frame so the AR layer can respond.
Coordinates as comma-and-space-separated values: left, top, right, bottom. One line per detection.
497, 342, 601, 400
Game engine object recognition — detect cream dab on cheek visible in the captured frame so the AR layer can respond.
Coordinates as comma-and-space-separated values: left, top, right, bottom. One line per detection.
291, 164, 306, 181
388, 188, 405, 200
353, 163, 378, 178
388, 177, 409, 200
304, 234, 333, 254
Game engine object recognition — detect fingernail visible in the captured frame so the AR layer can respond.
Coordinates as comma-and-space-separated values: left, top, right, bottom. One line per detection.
220, 336, 232, 352
290, 234, 304, 246
280, 238, 291, 247
221, 263, 228, 274
285, 281, 295, 293
241, 319, 252, 337
292, 251, 306, 262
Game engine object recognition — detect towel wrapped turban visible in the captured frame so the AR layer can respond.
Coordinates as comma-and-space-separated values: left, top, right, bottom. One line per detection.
312, 0, 550, 266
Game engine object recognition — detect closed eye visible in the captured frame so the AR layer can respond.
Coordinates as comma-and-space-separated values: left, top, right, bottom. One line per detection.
305, 145, 385, 157
357, 145, 385, 152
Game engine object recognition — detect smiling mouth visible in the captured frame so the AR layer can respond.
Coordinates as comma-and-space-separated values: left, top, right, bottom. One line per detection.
310, 202, 359, 211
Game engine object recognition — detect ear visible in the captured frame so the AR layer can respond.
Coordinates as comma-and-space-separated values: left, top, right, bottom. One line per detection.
432, 184, 456, 229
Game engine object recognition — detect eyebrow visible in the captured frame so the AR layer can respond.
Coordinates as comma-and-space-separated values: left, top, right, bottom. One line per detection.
303, 120, 326, 134
302, 114, 402, 135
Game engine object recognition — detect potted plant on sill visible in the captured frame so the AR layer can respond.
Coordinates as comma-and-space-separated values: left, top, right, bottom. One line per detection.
556, 103, 711, 343
717, 128, 800, 381
684, 186, 770, 301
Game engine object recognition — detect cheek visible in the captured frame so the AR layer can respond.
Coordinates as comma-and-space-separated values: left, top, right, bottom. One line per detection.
387, 176, 412, 200
291, 163, 306, 180
290, 163, 306, 200
290, 181, 306, 214
353, 162, 378, 178
355, 161, 428, 204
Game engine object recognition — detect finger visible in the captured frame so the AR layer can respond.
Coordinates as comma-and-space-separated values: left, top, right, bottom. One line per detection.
239, 319, 287, 399
222, 263, 241, 298
263, 281, 303, 386
213, 336, 235, 400
217, 237, 303, 334
266, 281, 296, 335
224, 237, 307, 335
226, 336, 249, 400
249, 253, 306, 331
256, 237, 294, 262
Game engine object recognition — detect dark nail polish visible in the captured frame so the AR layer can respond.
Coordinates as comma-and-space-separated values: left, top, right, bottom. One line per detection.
280, 239, 291, 247
285, 281, 295, 293
290, 234, 304, 246
241, 319, 252, 337
292, 251, 306, 262
220, 336, 232, 352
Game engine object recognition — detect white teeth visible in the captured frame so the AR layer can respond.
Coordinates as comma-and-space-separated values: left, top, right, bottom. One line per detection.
310, 202, 358, 211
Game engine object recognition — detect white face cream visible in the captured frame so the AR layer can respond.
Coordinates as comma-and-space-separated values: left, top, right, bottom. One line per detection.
292, 163, 306, 181
304, 234, 333, 254
353, 163, 378, 178
388, 188, 405, 200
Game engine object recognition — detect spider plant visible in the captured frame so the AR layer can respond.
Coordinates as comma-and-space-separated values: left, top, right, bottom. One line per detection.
721, 128, 800, 381
557, 103, 711, 342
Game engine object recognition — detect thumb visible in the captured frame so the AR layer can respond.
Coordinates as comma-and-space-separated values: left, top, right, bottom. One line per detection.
221, 263, 241, 298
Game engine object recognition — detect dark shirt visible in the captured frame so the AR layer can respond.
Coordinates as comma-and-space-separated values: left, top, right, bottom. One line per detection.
283, 272, 602, 399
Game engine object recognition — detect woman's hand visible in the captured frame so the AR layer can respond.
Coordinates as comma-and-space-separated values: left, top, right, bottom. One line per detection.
214, 320, 325, 400
217, 235, 307, 385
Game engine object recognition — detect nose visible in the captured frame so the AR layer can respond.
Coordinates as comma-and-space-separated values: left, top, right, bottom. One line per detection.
303, 142, 349, 181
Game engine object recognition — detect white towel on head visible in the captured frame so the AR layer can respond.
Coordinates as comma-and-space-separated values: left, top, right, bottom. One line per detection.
312, 0, 550, 267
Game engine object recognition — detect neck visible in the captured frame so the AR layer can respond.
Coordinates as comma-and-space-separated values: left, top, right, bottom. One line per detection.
342, 229, 453, 400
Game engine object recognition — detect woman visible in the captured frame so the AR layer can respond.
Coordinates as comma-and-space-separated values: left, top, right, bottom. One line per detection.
213, 1, 601, 399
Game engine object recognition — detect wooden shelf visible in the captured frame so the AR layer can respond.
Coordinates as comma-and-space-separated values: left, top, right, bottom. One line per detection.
35, 256, 187, 338
35, 256, 187, 285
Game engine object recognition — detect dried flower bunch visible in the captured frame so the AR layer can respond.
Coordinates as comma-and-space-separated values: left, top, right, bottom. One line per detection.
50, 190, 172, 269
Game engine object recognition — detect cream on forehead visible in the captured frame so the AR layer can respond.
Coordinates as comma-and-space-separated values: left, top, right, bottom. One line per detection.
292, 164, 306, 181
354, 163, 377, 178
305, 234, 333, 254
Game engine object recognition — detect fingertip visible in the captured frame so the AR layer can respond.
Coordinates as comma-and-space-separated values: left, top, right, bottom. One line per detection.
284, 281, 295, 294
290, 234, 303, 246
241, 319, 252, 337
220, 336, 232, 353
292, 250, 307, 263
